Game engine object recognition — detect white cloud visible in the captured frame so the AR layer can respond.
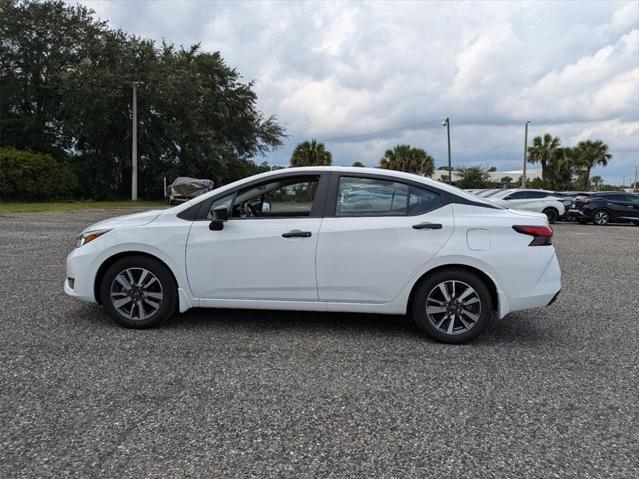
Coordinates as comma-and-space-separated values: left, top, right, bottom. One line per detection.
73, 0, 639, 183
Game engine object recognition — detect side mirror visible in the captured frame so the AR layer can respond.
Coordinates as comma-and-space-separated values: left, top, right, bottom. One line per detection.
213, 205, 229, 221
209, 206, 228, 231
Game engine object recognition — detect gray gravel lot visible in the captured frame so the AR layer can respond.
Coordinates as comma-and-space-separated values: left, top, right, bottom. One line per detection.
1, 209, 638, 478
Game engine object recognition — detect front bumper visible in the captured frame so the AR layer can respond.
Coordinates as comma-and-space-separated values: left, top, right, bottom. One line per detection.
64, 246, 99, 303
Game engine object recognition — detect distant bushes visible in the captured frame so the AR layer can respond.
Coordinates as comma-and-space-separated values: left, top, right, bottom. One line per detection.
0, 148, 77, 200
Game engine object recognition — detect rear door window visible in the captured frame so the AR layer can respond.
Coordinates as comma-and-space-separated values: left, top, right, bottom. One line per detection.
335, 177, 442, 217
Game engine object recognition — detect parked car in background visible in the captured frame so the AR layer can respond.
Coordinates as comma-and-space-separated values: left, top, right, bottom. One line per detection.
65, 167, 561, 344
551, 192, 590, 221
566, 192, 639, 225
487, 189, 565, 223
166, 177, 215, 205
475, 189, 502, 198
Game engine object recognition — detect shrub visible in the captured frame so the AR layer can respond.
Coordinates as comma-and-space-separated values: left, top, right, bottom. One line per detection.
0, 148, 78, 200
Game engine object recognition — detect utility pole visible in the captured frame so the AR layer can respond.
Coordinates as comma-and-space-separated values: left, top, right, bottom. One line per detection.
634, 166, 638, 192
522, 120, 530, 188
443, 118, 452, 184
131, 82, 139, 201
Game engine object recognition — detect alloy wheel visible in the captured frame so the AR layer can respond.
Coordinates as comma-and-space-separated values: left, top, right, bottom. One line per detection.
109, 267, 163, 320
593, 210, 609, 225
425, 280, 482, 335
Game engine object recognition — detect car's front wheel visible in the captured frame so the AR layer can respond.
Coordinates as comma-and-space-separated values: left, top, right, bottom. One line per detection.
411, 268, 493, 344
100, 255, 177, 329
592, 209, 610, 225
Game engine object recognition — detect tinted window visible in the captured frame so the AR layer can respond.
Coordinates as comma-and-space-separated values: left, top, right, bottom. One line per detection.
527, 191, 549, 199
505, 191, 529, 200
336, 177, 409, 216
206, 193, 234, 220
602, 194, 624, 201
408, 186, 442, 214
230, 176, 320, 218
335, 177, 442, 216
623, 195, 639, 204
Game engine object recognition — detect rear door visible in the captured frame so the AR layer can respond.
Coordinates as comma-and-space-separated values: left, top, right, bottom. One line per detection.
617, 194, 639, 221
316, 174, 454, 303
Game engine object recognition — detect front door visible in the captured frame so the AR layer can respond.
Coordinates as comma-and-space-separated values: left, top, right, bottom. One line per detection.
186, 174, 325, 301
316, 175, 454, 303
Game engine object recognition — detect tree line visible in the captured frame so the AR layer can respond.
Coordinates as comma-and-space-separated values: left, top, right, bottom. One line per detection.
289, 134, 614, 191
0, 0, 284, 200
0, 0, 616, 200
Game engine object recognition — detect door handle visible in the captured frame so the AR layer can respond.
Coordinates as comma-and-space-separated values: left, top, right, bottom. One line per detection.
282, 230, 312, 238
412, 222, 443, 230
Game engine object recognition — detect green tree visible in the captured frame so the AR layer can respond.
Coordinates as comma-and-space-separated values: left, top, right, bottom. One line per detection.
0, 0, 285, 199
528, 134, 561, 184
546, 147, 578, 190
290, 140, 332, 167
0, 147, 77, 199
379, 144, 435, 176
456, 166, 491, 189
573, 140, 612, 190
590, 175, 603, 191
351, 161, 365, 167
500, 176, 513, 185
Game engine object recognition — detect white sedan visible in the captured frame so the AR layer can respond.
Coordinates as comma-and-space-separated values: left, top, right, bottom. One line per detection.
486, 189, 565, 223
65, 167, 561, 343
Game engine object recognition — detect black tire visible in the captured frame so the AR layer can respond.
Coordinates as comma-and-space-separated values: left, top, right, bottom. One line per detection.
592, 209, 610, 226
411, 268, 493, 344
543, 207, 559, 224
100, 255, 177, 329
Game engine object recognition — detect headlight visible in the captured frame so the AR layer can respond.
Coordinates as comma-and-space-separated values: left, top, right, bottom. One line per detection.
76, 229, 111, 248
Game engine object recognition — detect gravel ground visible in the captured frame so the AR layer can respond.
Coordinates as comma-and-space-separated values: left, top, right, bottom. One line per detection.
1, 209, 638, 478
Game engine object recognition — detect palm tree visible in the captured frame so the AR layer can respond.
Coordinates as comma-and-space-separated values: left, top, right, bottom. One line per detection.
456, 166, 491, 189
290, 140, 332, 167
547, 147, 578, 191
590, 175, 603, 191
528, 134, 561, 184
500, 176, 513, 186
378, 144, 435, 176
574, 140, 612, 190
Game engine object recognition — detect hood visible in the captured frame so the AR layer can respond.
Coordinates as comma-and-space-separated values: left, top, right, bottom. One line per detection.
82, 209, 164, 233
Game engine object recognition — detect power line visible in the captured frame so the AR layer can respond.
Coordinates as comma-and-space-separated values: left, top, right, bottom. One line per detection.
282, 118, 446, 146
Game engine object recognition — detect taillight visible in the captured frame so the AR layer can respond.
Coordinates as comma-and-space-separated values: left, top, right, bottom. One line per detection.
512, 225, 553, 246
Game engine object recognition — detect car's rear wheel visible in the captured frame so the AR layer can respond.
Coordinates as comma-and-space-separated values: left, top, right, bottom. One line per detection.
100, 256, 177, 329
543, 207, 559, 224
411, 269, 492, 344
592, 209, 610, 225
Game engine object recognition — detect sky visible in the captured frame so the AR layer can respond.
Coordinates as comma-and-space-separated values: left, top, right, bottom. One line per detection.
76, 0, 639, 184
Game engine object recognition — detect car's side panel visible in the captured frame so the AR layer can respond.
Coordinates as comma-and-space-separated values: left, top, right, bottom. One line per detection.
185, 218, 322, 301
315, 204, 455, 303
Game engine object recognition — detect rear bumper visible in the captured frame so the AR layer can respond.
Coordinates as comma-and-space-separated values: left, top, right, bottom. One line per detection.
498, 248, 562, 317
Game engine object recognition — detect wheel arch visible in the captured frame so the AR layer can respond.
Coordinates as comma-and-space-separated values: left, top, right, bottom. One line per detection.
94, 251, 178, 305
407, 264, 500, 315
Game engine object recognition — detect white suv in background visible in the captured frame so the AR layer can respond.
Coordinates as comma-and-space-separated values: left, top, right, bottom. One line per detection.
487, 189, 565, 223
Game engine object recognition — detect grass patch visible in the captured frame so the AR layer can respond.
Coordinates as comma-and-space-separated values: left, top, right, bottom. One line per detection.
0, 200, 166, 214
